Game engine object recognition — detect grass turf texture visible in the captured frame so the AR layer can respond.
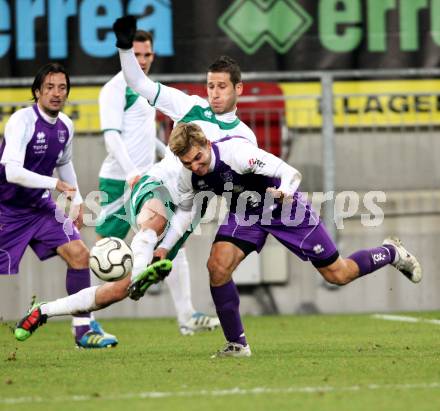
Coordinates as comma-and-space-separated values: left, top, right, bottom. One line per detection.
1, 313, 440, 411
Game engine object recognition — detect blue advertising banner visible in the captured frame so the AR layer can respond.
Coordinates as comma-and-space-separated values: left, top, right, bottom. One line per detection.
0, 0, 439, 77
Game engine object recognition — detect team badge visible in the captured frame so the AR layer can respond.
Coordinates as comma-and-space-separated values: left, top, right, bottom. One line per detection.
58, 130, 67, 143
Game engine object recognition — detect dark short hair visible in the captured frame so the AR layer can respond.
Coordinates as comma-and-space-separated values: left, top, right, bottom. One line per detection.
31, 63, 70, 102
133, 30, 153, 47
208, 56, 242, 86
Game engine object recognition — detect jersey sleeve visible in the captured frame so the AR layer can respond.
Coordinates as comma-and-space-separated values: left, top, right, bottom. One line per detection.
119, 48, 202, 122
153, 85, 205, 122
176, 168, 196, 211
0, 110, 34, 167
99, 80, 125, 132
225, 140, 302, 194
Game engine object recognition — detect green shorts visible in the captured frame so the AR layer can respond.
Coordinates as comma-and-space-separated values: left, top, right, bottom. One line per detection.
130, 175, 193, 260
95, 177, 131, 239
96, 175, 195, 260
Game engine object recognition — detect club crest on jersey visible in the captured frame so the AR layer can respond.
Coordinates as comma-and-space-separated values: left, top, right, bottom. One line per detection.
57, 130, 67, 143
204, 110, 213, 119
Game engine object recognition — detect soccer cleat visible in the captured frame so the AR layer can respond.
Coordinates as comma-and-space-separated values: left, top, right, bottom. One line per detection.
179, 312, 221, 336
89, 320, 119, 344
14, 302, 47, 341
211, 342, 252, 358
383, 236, 422, 283
128, 259, 173, 301
76, 330, 118, 349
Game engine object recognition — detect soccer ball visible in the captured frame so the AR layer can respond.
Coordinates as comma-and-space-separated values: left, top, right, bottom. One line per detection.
89, 237, 133, 282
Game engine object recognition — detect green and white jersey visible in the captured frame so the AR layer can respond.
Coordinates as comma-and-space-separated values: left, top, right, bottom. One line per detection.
152, 84, 257, 145
99, 71, 156, 180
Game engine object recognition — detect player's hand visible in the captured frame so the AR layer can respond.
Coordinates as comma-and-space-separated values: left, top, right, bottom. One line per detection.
127, 174, 141, 190
113, 15, 137, 49
153, 247, 169, 260
266, 187, 294, 204
71, 203, 84, 230
56, 180, 76, 201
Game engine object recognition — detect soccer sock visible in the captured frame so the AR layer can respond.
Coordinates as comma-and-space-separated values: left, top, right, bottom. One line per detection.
210, 280, 247, 346
165, 248, 195, 325
66, 268, 91, 334
41, 286, 100, 317
130, 229, 157, 279
349, 245, 396, 276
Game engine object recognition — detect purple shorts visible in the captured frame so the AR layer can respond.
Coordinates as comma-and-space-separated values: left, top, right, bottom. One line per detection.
215, 195, 339, 267
0, 202, 81, 275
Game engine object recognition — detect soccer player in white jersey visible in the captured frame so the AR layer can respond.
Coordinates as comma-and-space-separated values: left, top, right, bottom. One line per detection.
113, 16, 257, 146
1, 63, 117, 348
96, 29, 218, 336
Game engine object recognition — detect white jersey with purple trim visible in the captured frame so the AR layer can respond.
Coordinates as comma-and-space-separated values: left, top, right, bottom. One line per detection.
99, 71, 156, 180
175, 138, 301, 211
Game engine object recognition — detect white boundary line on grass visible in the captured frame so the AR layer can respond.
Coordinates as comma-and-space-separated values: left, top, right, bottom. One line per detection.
372, 314, 440, 325
1, 382, 440, 404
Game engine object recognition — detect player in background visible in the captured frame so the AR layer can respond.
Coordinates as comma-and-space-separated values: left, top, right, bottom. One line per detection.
113, 16, 257, 146
153, 123, 423, 358
96, 29, 218, 336
0, 63, 117, 348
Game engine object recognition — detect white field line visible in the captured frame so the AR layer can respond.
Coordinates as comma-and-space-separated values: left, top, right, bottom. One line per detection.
1, 382, 440, 405
372, 314, 440, 325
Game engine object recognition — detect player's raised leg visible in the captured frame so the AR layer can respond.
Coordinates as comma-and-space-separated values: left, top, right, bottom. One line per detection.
316, 236, 422, 286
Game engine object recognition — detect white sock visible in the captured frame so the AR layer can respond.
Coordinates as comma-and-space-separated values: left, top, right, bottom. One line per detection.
130, 229, 157, 280
165, 248, 195, 325
41, 286, 99, 317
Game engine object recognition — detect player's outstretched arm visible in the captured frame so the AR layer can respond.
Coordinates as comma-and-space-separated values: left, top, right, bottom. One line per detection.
114, 17, 198, 122
113, 15, 136, 49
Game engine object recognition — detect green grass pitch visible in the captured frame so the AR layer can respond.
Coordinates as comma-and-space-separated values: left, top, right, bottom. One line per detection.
1, 313, 440, 411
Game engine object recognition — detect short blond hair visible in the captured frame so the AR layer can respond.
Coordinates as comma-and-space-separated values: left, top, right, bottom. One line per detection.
168, 123, 208, 157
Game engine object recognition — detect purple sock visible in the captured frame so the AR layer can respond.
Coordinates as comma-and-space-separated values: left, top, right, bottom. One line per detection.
75, 325, 90, 340
210, 280, 247, 346
349, 245, 396, 276
66, 268, 91, 337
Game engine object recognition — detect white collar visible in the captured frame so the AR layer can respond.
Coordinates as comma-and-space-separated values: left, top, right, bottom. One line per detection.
215, 108, 237, 123
37, 104, 58, 124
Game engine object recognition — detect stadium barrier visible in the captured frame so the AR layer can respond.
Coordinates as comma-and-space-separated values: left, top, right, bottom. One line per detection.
1, 68, 439, 318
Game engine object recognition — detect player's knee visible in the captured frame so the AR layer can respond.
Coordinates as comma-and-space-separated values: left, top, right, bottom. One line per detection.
69, 242, 89, 269
207, 257, 232, 286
